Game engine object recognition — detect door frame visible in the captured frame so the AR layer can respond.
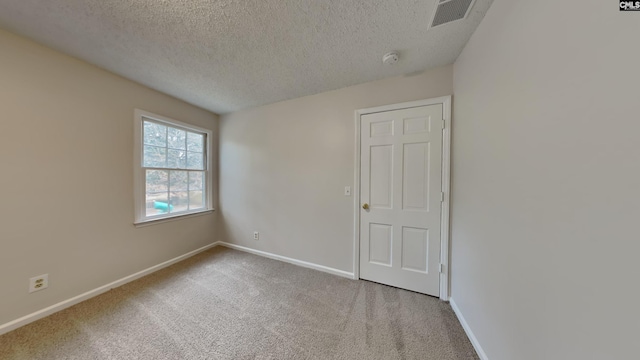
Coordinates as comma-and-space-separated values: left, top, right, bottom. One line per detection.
353, 96, 452, 301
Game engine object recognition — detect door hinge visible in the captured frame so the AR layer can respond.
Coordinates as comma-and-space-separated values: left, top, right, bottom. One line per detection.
442, 119, 446, 129
439, 263, 445, 273
440, 192, 445, 202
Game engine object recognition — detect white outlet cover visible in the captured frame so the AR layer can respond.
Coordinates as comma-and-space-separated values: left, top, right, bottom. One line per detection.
29, 274, 49, 293
253, 231, 259, 240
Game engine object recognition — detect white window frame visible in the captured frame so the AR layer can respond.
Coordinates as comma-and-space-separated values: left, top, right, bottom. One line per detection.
133, 109, 213, 225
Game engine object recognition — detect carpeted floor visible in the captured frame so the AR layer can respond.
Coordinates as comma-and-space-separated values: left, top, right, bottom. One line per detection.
0, 246, 478, 359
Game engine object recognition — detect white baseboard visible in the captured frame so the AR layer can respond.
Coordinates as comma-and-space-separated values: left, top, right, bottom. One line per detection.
0, 242, 218, 336
450, 298, 489, 360
215, 241, 355, 279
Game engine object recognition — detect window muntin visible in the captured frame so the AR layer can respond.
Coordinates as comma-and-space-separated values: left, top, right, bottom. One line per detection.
134, 110, 212, 224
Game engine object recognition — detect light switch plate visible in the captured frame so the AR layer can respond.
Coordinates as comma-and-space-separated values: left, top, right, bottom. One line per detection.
344, 186, 351, 196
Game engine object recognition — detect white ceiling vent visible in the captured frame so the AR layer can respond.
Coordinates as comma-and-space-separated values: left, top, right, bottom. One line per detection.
430, 0, 476, 28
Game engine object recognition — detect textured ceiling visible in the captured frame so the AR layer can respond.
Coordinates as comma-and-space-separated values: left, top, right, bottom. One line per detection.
0, 0, 493, 114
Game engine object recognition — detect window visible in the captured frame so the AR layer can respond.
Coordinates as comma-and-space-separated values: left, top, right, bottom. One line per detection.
134, 109, 213, 224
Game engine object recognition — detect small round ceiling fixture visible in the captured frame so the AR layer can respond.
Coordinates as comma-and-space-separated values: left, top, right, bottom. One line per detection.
382, 52, 399, 65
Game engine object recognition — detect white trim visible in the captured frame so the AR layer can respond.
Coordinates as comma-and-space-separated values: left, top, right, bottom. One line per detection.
353, 96, 452, 300
450, 298, 489, 360
439, 96, 452, 300
355, 98, 450, 115
133, 109, 215, 225
0, 242, 218, 336
216, 242, 355, 279
352, 114, 362, 279
133, 210, 214, 227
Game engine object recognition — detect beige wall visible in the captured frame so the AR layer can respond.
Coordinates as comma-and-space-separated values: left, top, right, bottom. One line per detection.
452, 0, 640, 359
219, 66, 452, 272
0, 29, 218, 325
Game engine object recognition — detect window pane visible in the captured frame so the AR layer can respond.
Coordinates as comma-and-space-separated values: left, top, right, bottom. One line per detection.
146, 170, 168, 193
189, 191, 204, 210
167, 127, 186, 150
167, 149, 186, 169
188, 172, 203, 190
143, 121, 166, 147
170, 191, 188, 213
187, 152, 204, 170
187, 132, 203, 152
146, 193, 170, 216
146, 169, 170, 215
169, 171, 188, 191
143, 145, 166, 167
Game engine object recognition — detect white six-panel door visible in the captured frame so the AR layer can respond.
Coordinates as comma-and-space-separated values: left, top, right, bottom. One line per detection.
359, 104, 443, 296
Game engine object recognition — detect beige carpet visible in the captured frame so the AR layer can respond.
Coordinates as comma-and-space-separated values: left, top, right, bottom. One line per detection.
0, 247, 478, 359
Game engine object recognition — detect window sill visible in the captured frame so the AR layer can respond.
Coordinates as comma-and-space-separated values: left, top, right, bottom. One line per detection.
134, 209, 214, 228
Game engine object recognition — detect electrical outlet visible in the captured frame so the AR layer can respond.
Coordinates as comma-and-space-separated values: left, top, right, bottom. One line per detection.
29, 274, 48, 293
253, 231, 259, 241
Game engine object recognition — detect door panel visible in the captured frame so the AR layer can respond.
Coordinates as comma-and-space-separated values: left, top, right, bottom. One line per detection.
401, 227, 428, 273
359, 104, 443, 296
403, 116, 430, 134
370, 145, 393, 209
370, 120, 394, 137
369, 223, 393, 266
403, 142, 429, 211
